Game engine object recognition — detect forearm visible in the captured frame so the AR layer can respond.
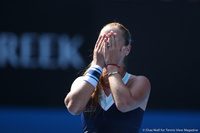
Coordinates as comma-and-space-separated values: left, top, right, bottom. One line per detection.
108, 73, 134, 111
106, 66, 129, 108
108, 67, 151, 112
65, 64, 103, 115
64, 77, 95, 115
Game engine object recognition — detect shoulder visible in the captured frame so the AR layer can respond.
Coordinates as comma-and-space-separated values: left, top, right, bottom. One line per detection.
128, 74, 150, 83
134, 75, 150, 85
127, 74, 151, 92
127, 74, 151, 103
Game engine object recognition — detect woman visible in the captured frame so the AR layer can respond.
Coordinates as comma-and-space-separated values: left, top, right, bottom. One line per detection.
64, 22, 151, 133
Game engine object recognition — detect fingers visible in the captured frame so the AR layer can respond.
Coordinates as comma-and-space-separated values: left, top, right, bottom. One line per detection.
97, 34, 104, 50
104, 37, 108, 52
111, 33, 115, 48
96, 34, 106, 52
100, 37, 107, 52
107, 31, 117, 48
96, 31, 117, 52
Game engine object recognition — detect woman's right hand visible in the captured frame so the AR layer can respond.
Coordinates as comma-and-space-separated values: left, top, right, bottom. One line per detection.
93, 34, 107, 68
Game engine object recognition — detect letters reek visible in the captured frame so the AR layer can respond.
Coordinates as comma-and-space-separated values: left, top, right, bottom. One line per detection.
0, 32, 85, 70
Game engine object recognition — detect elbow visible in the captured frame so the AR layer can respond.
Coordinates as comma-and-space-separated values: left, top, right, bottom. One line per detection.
68, 104, 83, 115
116, 100, 137, 113
116, 105, 128, 113
64, 97, 83, 115
116, 101, 130, 113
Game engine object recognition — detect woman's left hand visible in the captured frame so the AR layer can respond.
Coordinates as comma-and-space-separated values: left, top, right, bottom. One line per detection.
104, 31, 125, 66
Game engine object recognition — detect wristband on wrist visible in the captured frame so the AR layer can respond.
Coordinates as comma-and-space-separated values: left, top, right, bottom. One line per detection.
106, 64, 120, 69
83, 65, 103, 87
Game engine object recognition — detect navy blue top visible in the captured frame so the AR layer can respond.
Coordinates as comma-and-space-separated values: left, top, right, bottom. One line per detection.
81, 104, 144, 133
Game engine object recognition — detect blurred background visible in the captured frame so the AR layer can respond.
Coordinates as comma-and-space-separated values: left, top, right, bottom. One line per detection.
0, 0, 200, 132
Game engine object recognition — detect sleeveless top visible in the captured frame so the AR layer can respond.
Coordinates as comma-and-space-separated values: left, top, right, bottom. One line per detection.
81, 72, 144, 133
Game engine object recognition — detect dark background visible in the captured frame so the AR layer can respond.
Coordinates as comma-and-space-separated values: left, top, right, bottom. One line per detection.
0, 0, 200, 110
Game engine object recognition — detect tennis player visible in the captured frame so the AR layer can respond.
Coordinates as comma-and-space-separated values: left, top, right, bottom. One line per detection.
64, 22, 151, 133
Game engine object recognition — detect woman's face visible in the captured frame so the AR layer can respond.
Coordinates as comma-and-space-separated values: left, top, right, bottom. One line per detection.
99, 25, 126, 88
100, 25, 125, 47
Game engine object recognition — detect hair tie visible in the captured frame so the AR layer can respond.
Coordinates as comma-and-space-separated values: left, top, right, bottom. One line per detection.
106, 64, 120, 69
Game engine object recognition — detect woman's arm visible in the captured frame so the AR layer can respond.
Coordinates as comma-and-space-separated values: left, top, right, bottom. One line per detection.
107, 66, 151, 112
64, 77, 95, 115
64, 34, 107, 115
104, 31, 151, 112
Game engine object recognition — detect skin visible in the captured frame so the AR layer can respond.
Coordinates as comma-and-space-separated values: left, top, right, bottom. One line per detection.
64, 25, 151, 115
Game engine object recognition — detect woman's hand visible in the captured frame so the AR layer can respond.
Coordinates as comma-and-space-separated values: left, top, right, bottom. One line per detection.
93, 34, 107, 68
104, 31, 125, 66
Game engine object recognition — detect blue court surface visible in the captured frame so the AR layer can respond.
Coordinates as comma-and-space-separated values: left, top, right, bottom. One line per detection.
0, 106, 199, 133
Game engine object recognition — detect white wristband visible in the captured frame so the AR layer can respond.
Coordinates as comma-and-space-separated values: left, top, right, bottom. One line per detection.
83, 65, 103, 88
